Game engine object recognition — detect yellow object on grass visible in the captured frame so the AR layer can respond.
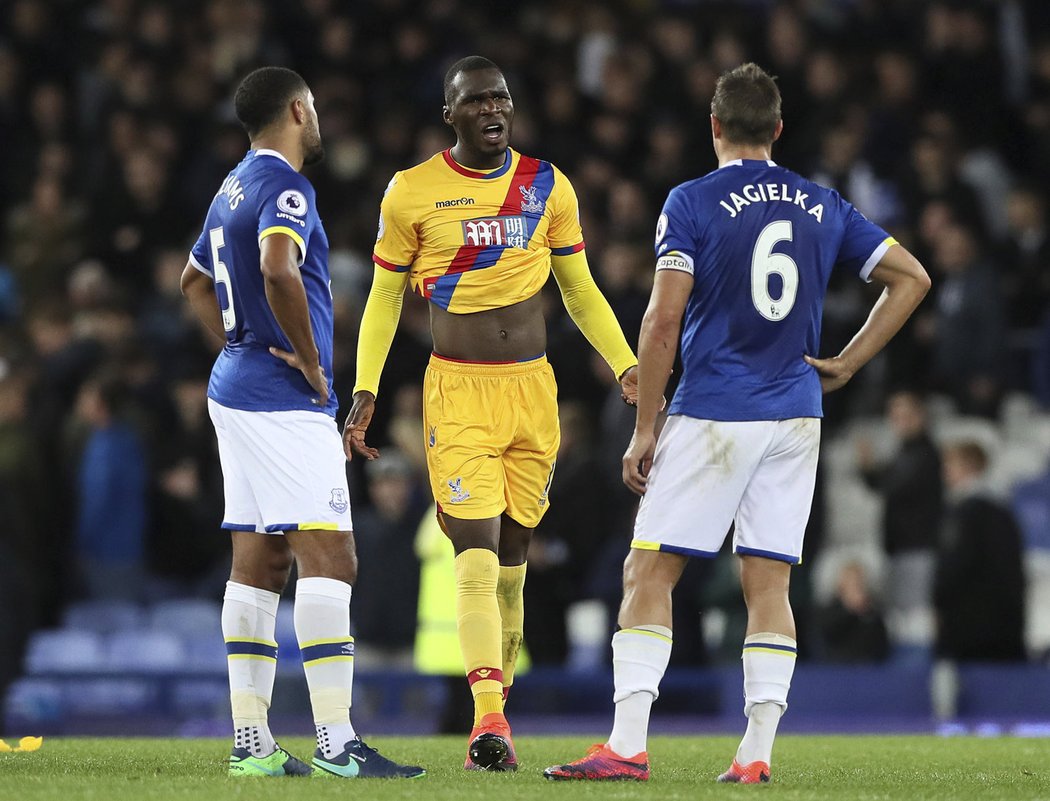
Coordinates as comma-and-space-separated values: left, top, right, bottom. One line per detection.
0, 736, 43, 752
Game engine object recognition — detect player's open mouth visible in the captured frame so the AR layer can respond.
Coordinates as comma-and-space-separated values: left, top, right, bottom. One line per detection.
482, 123, 504, 142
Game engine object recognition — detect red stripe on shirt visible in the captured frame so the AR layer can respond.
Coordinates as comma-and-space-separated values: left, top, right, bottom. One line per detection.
437, 155, 542, 287
497, 155, 541, 217
373, 253, 409, 272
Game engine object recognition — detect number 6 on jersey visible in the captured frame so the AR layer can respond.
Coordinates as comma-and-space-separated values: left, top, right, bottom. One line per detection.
751, 220, 797, 321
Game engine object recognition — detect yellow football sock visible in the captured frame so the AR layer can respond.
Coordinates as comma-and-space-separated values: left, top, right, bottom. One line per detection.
496, 562, 527, 698
454, 548, 504, 724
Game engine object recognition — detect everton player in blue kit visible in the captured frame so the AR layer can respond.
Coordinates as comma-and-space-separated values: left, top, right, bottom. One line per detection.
180, 67, 423, 780
547, 63, 930, 784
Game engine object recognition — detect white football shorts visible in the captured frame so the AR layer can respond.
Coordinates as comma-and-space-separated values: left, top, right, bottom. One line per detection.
208, 399, 352, 534
632, 415, 820, 564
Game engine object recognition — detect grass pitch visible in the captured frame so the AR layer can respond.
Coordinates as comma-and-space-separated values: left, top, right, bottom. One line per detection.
0, 735, 1047, 800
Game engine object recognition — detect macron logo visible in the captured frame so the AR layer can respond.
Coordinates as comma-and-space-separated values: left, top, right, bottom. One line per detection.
435, 197, 475, 208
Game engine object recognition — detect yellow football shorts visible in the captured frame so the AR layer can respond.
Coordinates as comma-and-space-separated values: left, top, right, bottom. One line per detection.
423, 353, 559, 529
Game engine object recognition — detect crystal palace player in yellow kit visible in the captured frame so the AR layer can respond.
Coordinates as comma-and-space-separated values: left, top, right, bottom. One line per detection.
344, 56, 639, 771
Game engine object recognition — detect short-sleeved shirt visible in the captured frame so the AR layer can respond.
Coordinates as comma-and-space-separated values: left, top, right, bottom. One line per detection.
373, 148, 584, 313
656, 159, 895, 421
190, 149, 337, 416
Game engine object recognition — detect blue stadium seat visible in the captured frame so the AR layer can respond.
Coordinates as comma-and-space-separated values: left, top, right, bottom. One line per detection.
148, 598, 222, 637
183, 632, 227, 674
3, 678, 63, 725
107, 629, 184, 673
25, 629, 107, 674
62, 600, 145, 633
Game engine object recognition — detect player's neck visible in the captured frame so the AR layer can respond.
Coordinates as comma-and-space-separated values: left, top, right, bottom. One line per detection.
449, 143, 506, 171
717, 145, 773, 166
249, 137, 303, 172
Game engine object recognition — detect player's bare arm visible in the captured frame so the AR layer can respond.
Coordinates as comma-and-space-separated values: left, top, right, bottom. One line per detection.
804, 244, 930, 394
180, 262, 226, 342
258, 232, 329, 407
622, 268, 692, 496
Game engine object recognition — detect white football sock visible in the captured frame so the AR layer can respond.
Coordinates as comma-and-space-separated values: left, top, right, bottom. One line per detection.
222, 580, 280, 757
295, 576, 357, 758
607, 625, 672, 758
736, 632, 797, 766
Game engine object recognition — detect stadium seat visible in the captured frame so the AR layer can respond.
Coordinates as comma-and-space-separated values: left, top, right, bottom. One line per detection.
182, 632, 227, 674
62, 600, 145, 633
172, 678, 230, 715
1024, 551, 1050, 657
107, 629, 185, 673
3, 678, 63, 725
61, 678, 156, 715
985, 441, 1046, 497
930, 415, 1002, 455
25, 629, 107, 674
148, 598, 222, 637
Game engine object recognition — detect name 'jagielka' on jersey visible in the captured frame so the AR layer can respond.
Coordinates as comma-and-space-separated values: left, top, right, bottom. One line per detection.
718, 181, 825, 222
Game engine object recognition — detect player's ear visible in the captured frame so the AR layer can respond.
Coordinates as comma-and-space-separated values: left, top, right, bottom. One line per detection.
291, 96, 306, 125
710, 114, 721, 140
772, 119, 784, 143
442, 105, 453, 126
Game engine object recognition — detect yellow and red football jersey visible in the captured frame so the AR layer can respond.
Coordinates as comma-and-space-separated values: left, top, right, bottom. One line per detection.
373, 148, 584, 313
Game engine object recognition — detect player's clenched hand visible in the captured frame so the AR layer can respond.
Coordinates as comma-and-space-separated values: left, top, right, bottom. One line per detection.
343, 390, 379, 461
619, 365, 639, 406
269, 347, 329, 407
618, 366, 666, 410
622, 429, 657, 496
803, 354, 855, 394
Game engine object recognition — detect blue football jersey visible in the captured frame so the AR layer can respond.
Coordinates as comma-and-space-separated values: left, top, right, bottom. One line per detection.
655, 159, 895, 421
189, 149, 337, 415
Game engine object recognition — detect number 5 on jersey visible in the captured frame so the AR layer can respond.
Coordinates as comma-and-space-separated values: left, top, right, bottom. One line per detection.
751, 220, 797, 322
209, 226, 237, 333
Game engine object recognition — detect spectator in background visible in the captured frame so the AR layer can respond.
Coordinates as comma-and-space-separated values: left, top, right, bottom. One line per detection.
352, 450, 427, 669
934, 441, 1026, 662
71, 369, 148, 601
998, 185, 1050, 333
858, 390, 943, 646
4, 174, 85, 305
524, 401, 608, 665
927, 223, 1006, 417
148, 364, 225, 597
817, 561, 889, 663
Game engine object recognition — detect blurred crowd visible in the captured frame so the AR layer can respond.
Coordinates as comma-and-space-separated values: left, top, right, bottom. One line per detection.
2, 0, 1050, 695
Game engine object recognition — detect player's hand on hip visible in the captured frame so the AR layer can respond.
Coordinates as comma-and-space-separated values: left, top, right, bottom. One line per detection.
803, 354, 855, 394
269, 347, 329, 407
622, 429, 657, 496
343, 390, 379, 461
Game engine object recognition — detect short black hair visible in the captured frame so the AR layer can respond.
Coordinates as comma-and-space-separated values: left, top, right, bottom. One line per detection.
234, 66, 308, 138
443, 55, 501, 105
711, 62, 782, 146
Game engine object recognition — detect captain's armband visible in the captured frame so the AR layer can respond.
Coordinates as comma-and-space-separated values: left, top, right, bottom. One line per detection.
656, 252, 694, 275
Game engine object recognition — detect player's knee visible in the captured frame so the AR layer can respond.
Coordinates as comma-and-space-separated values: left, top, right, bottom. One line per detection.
497, 530, 530, 565
265, 552, 294, 593
622, 550, 676, 604
298, 542, 357, 585
740, 559, 790, 607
